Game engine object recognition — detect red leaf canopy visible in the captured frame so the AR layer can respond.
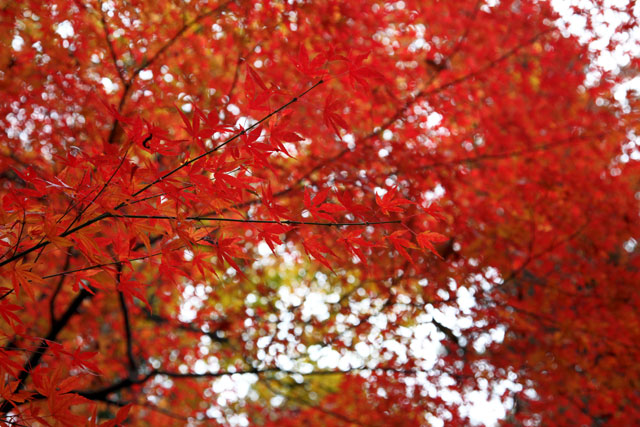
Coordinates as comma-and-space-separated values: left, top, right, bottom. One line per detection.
0, 0, 639, 425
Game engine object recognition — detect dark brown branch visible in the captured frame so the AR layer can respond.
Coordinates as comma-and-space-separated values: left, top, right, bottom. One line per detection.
157, 366, 430, 379
0, 416, 30, 427
127, 184, 195, 206
0, 289, 92, 414
0, 239, 165, 411
145, 313, 229, 344
78, 371, 155, 402
419, 29, 554, 101
431, 318, 462, 349
15, 365, 430, 409
118, 278, 137, 374
49, 253, 72, 324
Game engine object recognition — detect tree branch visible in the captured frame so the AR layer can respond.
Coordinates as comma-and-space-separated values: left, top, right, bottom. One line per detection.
232, 28, 556, 213
264, 379, 370, 427
0, 290, 92, 414
103, 1, 233, 145
118, 283, 137, 375
63, 143, 132, 234
145, 313, 229, 344
129, 78, 325, 199
128, 1, 233, 86
417, 132, 606, 172
49, 253, 71, 324
0, 79, 325, 269
14, 365, 432, 410
98, 1, 126, 85
110, 213, 399, 227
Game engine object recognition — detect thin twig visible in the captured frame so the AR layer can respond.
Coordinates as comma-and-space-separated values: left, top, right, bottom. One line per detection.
128, 1, 233, 85
110, 213, 398, 227
49, 253, 71, 324
98, 1, 126, 85
63, 143, 132, 234
129, 79, 325, 199
0, 80, 325, 269
118, 286, 137, 374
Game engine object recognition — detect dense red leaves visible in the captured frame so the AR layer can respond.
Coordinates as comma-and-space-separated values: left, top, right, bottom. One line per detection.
417, 231, 449, 260
375, 186, 413, 216
338, 229, 377, 266
303, 189, 344, 222
1, 0, 639, 426
323, 95, 350, 137
293, 45, 327, 79
268, 114, 303, 157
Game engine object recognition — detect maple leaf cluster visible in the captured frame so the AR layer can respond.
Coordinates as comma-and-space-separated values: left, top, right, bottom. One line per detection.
1, 0, 639, 426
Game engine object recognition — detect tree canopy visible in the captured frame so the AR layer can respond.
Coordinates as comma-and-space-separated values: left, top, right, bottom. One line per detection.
1, 0, 639, 425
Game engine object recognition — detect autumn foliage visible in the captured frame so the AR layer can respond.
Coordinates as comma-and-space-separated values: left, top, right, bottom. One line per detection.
1, 0, 640, 425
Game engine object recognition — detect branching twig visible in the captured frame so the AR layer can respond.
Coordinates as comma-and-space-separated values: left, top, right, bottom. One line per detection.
110, 213, 398, 227
98, 1, 126, 85
0, 80, 324, 269
0, 290, 92, 414
63, 143, 133, 234
145, 313, 229, 344
129, 79, 325, 199
117, 264, 137, 375
49, 253, 71, 324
